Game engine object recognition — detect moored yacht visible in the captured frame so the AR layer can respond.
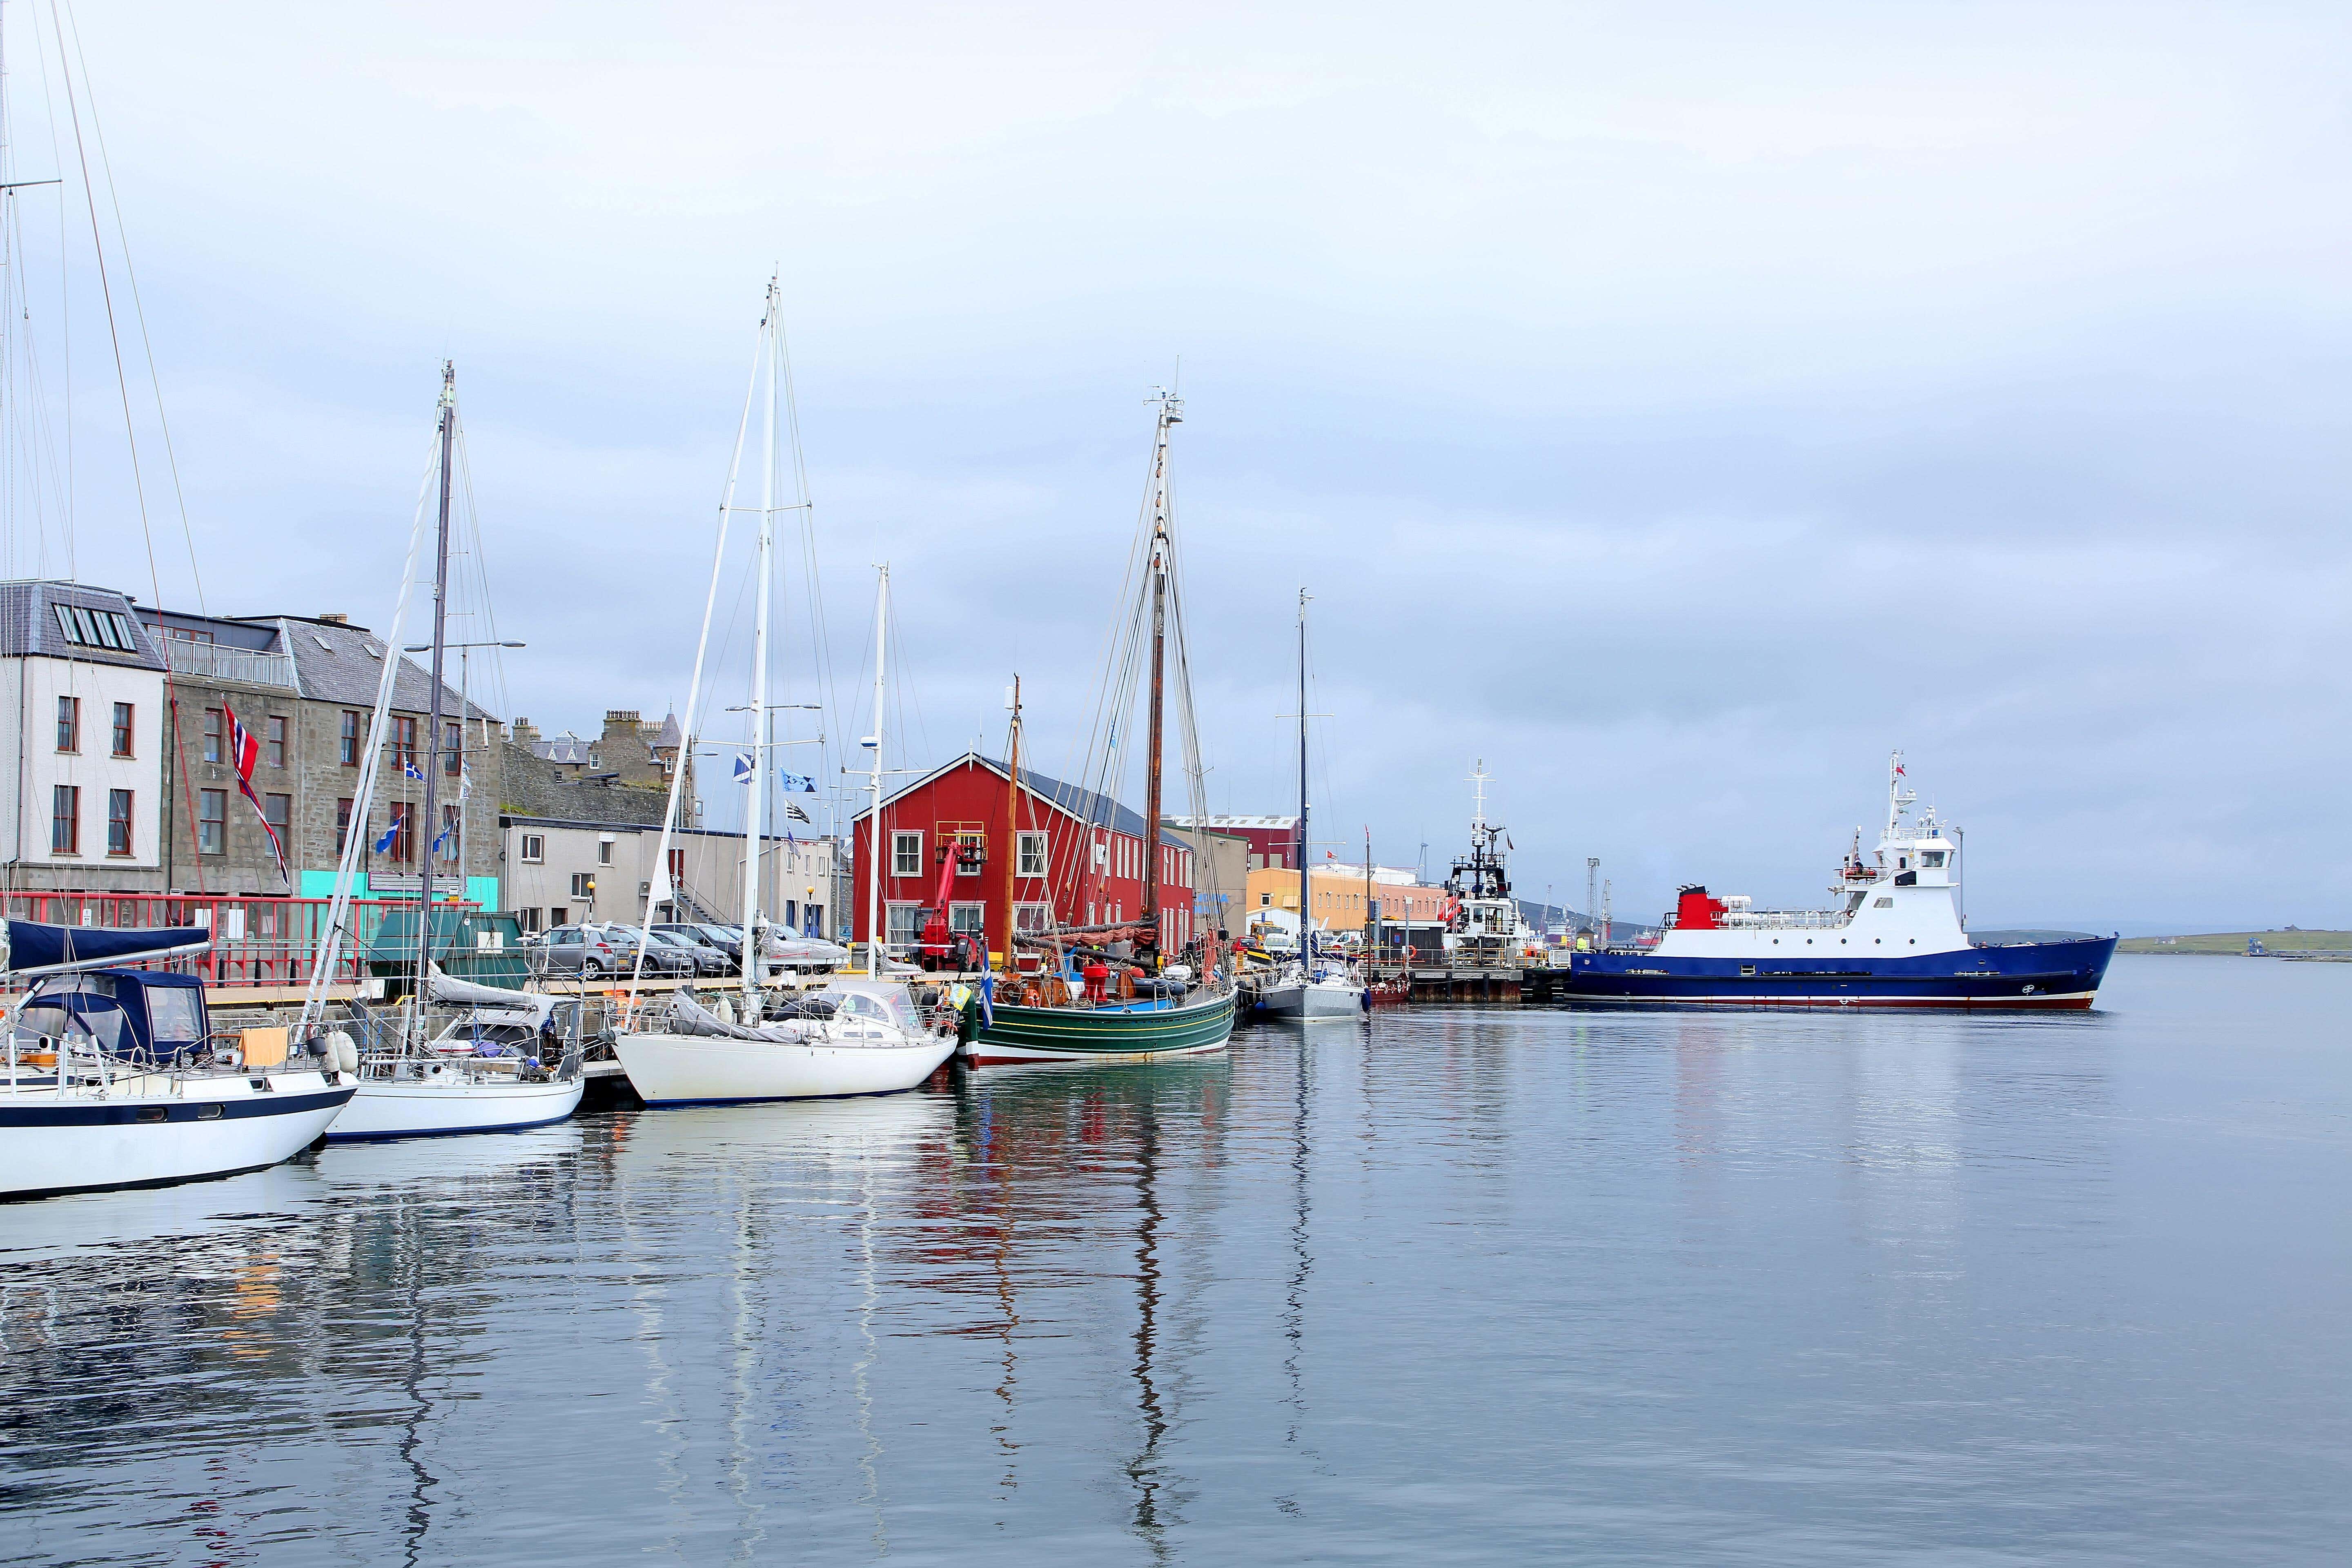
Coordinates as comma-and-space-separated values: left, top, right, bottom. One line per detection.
1559, 755, 2116, 1007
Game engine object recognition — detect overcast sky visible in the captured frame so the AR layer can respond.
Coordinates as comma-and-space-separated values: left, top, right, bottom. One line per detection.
8, 2, 2347, 931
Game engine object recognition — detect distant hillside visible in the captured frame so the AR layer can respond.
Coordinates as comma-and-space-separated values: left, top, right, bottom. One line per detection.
2120, 929, 2352, 955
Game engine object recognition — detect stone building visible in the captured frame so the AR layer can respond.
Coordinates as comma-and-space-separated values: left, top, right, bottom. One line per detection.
136, 606, 503, 900
510, 708, 692, 812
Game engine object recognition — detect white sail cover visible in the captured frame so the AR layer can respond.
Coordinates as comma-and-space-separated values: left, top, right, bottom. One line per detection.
426, 964, 557, 1029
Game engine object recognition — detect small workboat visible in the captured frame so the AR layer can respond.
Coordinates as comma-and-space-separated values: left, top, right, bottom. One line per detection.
0, 921, 354, 1201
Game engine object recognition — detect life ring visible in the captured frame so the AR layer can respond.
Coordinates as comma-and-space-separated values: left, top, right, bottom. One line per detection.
1404, 945, 1417, 960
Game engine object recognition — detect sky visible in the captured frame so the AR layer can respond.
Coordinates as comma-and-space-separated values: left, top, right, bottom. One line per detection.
3, 0, 2347, 931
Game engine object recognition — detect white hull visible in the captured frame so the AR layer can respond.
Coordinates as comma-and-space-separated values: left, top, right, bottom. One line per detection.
0, 1070, 354, 1201
326, 1069, 584, 1141
1261, 981, 1366, 1018
614, 1031, 956, 1105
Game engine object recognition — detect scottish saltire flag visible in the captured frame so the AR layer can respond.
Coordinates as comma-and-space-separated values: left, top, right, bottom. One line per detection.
783, 801, 811, 824
978, 973, 995, 1028
374, 811, 403, 855
432, 824, 455, 859
403, 760, 424, 781
778, 771, 817, 793
221, 702, 288, 886
457, 766, 472, 804
732, 752, 755, 784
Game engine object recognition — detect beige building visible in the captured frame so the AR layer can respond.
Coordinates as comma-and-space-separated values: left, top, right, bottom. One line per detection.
1243, 864, 1451, 935
501, 815, 835, 938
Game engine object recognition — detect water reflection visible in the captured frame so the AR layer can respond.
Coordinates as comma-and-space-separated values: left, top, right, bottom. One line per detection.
2, 971, 2337, 1567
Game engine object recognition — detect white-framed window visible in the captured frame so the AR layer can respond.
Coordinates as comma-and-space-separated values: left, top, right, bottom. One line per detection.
520, 834, 545, 863
516, 907, 541, 933
1017, 831, 1047, 877
1014, 901, 1052, 933
885, 901, 923, 946
891, 831, 923, 877
949, 901, 985, 936
597, 840, 614, 865
570, 872, 595, 899
953, 832, 985, 875
1092, 836, 1108, 870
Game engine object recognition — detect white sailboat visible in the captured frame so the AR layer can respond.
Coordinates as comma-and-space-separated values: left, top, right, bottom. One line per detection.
0, 922, 354, 1200
1260, 590, 1367, 1020
294, 366, 582, 1138
614, 282, 956, 1106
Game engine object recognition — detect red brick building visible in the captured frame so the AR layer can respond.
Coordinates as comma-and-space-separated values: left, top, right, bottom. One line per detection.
848, 753, 1199, 961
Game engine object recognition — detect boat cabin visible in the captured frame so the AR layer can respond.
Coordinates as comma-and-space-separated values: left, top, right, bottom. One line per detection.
12, 969, 212, 1064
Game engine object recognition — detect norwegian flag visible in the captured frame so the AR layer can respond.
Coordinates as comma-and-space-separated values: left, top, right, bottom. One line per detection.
222, 702, 289, 886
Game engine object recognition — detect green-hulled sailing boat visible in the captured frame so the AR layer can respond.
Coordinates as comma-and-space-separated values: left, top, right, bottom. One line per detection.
964, 390, 1236, 1066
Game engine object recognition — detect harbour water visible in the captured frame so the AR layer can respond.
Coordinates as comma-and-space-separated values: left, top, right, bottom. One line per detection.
3, 958, 2346, 1564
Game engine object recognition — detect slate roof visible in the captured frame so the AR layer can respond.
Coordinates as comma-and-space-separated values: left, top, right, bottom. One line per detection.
0, 579, 168, 670
858, 752, 1192, 850
247, 615, 499, 722
530, 732, 595, 765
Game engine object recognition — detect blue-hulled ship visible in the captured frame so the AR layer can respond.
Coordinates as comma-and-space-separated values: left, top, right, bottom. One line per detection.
1560, 755, 2116, 1009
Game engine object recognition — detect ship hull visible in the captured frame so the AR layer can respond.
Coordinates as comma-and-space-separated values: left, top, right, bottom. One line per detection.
966, 990, 1236, 1066
1557, 936, 2116, 1009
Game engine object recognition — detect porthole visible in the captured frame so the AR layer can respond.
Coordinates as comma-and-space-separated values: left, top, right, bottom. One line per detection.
1806, 938, 1813, 945
1909, 939, 1916, 945
1874, 938, 1881, 944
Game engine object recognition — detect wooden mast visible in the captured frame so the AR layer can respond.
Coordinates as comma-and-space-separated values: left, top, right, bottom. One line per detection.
1140, 391, 1180, 966
1001, 674, 1022, 975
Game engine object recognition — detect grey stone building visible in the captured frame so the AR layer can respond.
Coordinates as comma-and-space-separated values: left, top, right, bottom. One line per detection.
137, 606, 503, 900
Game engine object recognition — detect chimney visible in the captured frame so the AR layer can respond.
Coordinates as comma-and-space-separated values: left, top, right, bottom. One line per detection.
320, 612, 349, 625
511, 717, 539, 747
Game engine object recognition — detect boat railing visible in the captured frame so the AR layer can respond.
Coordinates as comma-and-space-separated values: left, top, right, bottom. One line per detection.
1717, 909, 1849, 931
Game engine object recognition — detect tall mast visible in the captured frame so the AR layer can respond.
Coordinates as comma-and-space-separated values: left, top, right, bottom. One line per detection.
1140, 391, 1179, 963
1297, 588, 1309, 967
865, 565, 889, 978
413, 362, 456, 1031
1001, 674, 1022, 975
739, 285, 777, 1006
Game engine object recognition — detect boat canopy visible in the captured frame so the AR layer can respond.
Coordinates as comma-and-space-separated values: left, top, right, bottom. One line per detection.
1, 919, 212, 978
12, 968, 212, 1062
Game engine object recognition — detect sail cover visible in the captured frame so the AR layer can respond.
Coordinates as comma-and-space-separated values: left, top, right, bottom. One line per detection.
2, 920, 212, 978
426, 964, 557, 1029
662, 989, 815, 1044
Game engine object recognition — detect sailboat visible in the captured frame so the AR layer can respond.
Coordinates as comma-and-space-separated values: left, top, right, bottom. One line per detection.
295, 365, 583, 1139
964, 390, 1238, 1065
613, 283, 957, 1106
1259, 591, 1367, 1020
0, 920, 355, 1199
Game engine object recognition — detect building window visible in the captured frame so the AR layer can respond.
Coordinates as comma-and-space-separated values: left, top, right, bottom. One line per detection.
197, 789, 227, 855
264, 793, 292, 852
516, 907, 541, 934
547, 905, 568, 928
106, 789, 133, 856
444, 721, 462, 775
521, 833, 545, 863
949, 901, 985, 937
597, 840, 613, 865
1014, 901, 1053, 933
891, 831, 922, 877
383, 808, 412, 864
266, 715, 287, 768
49, 785, 78, 853
111, 702, 134, 758
441, 804, 459, 862
340, 710, 361, 766
570, 872, 594, 900
53, 602, 138, 650
1017, 831, 1047, 877
885, 901, 923, 947
391, 715, 417, 773
202, 707, 224, 764
336, 798, 354, 854
55, 695, 79, 753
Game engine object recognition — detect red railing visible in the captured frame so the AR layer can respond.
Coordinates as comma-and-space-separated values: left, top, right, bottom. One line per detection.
2, 891, 479, 988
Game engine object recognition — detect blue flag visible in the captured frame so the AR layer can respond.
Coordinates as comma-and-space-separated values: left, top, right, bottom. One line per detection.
778, 771, 817, 793
733, 752, 755, 784
403, 760, 424, 781
978, 973, 995, 1028
372, 815, 401, 855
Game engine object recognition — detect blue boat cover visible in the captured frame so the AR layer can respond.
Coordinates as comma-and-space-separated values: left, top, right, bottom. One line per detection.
3, 920, 212, 976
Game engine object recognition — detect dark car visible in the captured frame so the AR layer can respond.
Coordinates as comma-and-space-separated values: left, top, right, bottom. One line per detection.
655, 923, 739, 974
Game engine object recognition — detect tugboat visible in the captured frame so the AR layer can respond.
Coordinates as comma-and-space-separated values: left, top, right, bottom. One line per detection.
1440, 762, 1545, 966
1559, 754, 2116, 1008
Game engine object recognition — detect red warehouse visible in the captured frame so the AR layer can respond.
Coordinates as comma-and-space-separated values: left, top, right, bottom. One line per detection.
848, 753, 1199, 962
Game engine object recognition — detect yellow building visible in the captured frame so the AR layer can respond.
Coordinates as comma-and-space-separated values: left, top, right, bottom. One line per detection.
1242, 864, 1451, 934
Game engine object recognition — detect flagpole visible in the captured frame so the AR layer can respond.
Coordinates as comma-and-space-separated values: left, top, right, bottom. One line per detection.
413, 363, 457, 1039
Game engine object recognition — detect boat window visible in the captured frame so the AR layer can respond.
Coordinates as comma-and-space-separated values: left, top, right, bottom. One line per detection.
1922, 851, 1945, 868
145, 987, 205, 1045
1873, 897, 1893, 909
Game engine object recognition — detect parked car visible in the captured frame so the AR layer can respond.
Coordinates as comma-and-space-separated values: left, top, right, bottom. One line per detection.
646, 927, 731, 976
582, 922, 696, 978
655, 923, 740, 974
535, 925, 621, 978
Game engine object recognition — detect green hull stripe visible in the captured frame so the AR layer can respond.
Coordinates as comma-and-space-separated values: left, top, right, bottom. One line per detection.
976, 992, 1236, 1056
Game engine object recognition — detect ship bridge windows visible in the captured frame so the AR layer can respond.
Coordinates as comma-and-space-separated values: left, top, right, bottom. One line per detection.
1922, 850, 1946, 868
